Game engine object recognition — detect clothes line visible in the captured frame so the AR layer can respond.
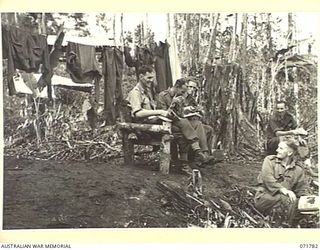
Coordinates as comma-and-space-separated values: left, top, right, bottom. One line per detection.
47, 35, 118, 47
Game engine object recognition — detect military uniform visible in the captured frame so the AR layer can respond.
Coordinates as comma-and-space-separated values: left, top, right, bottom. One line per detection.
157, 89, 206, 146
184, 93, 214, 154
127, 83, 156, 117
266, 112, 297, 155
254, 155, 309, 215
156, 88, 202, 143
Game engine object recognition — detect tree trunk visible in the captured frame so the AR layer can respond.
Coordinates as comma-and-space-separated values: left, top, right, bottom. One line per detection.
287, 13, 294, 47
204, 13, 220, 65
228, 13, 237, 63
185, 14, 191, 73
288, 13, 299, 124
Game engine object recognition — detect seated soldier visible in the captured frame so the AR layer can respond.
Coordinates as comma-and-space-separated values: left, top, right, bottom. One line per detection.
185, 79, 214, 155
126, 66, 209, 166
254, 138, 310, 226
157, 78, 214, 164
266, 100, 308, 155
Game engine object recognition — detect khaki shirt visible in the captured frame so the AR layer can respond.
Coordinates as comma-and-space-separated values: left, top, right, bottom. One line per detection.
126, 83, 155, 117
157, 88, 186, 116
157, 88, 174, 110
257, 155, 309, 197
266, 112, 297, 139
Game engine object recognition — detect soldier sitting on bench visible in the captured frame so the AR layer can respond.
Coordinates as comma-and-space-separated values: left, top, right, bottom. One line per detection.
156, 77, 214, 165
126, 66, 210, 169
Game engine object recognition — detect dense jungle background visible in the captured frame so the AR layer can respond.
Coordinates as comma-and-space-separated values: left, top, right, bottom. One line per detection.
2, 13, 319, 229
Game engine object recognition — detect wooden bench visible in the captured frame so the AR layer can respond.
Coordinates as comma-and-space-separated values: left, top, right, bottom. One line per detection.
116, 101, 185, 174
117, 121, 174, 174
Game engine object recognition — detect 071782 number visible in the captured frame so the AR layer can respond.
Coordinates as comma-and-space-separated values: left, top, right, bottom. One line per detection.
300, 244, 319, 248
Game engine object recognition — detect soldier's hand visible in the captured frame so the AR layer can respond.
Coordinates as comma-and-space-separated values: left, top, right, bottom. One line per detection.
184, 106, 194, 112
159, 110, 169, 117
286, 190, 297, 203
294, 128, 308, 136
280, 188, 297, 203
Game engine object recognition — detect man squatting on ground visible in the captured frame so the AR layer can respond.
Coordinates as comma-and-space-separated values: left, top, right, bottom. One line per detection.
266, 100, 307, 155
126, 65, 210, 163
265, 99, 317, 177
254, 139, 310, 224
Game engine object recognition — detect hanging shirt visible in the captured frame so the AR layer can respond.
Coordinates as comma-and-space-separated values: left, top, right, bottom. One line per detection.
66, 42, 102, 83
123, 46, 154, 82
2, 25, 52, 96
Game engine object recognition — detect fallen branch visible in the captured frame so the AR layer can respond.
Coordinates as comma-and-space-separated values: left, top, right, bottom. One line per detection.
242, 210, 258, 225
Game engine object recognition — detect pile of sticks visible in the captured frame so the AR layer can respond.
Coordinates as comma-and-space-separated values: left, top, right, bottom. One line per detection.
157, 180, 319, 228
4, 123, 122, 162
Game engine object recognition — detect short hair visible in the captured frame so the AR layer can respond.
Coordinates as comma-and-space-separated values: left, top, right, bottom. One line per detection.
137, 65, 154, 76
283, 138, 299, 152
174, 78, 187, 88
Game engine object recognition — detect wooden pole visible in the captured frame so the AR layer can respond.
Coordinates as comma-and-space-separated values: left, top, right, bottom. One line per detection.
159, 134, 171, 174
113, 14, 116, 46
41, 13, 46, 34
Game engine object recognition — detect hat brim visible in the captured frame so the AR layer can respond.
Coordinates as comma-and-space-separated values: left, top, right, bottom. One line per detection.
184, 112, 202, 118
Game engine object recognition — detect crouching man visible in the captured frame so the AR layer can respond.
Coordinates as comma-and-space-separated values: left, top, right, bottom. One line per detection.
254, 139, 310, 226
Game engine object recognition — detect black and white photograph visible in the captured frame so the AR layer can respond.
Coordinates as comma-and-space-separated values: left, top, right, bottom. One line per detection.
1, 12, 319, 230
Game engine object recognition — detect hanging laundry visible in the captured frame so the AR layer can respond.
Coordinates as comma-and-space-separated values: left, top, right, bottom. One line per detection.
37, 30, 65, 97
136, 47, 154, 67
102, 47, 123, 125
123, 46, 154, 81
2, 25, 52, 97
167, 36, 182, 84
49, 30, 65, 68
66, 42, 102, 84
123, 46, 136, 67
20, 71, 38, 95
154, 41, 173, 93
12, 73, 33, 95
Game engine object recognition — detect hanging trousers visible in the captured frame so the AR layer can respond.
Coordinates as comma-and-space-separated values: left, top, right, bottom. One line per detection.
154, 42, 173, 93
103, 47, 124, 125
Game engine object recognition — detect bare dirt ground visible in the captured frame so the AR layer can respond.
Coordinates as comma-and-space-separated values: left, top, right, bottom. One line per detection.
2, 155, 264, 229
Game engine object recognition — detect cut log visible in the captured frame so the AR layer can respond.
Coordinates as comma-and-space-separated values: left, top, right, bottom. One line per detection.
117, 122, 171, 134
